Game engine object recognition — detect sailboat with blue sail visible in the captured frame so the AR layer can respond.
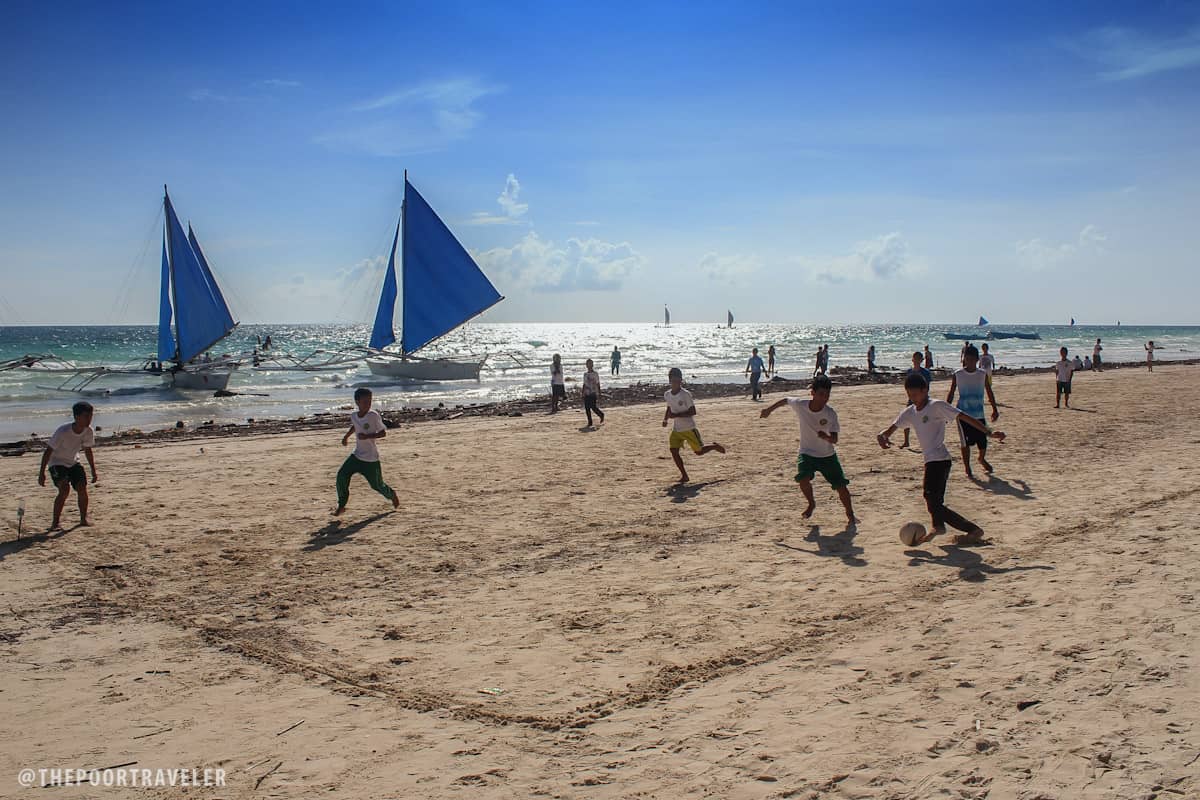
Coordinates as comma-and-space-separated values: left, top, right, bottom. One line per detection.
365, 176, 504, 381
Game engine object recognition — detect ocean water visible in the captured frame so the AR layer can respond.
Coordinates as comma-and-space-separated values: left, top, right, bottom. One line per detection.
1, 323, 1196, 440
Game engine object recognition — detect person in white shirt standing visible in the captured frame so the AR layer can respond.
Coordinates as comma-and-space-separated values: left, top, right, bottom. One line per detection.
1054, 347, 1076, 409
550, 354, 566, 413
1092, 338, 1103, 371
979, 343, 995, 388
334, 388, 399, 516
582, 359, 605, 427
946, 344, 1000, 479
758, 374, 857, 524
663, 367, 726, 483
37, 401, 98, 530
877, 373, 1006, 545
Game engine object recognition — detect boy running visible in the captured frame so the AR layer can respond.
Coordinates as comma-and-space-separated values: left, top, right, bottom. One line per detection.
38, 401, 98, 529
663, 367, 725, 483
335, 388, 399, 516
946, 344, 1000, 478
759, 375, 857, 523
582, 358, 605, 427
1054, 347, 1075, 408
901, 351, 932, 448
877, 373, 1006, 545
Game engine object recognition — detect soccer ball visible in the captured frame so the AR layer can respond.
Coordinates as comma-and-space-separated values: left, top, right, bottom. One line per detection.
899, 521, 926, 546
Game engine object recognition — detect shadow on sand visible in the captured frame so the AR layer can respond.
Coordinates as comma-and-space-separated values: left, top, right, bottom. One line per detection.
904, 544, 1054, 582
0, 526, 73, 562
774, 523, 867, 567
664, 479, 725, 503
971, 474, 1035, 500
304, 512, 392, 551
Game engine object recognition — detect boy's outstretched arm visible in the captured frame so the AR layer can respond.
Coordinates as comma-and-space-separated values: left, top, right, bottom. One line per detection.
84, 447, 97, 483
877, 424, 899, 449
37, 446, 52, 486
759, 398, 788, 418
956, 412, 1005, 441
946, 375, 958, 404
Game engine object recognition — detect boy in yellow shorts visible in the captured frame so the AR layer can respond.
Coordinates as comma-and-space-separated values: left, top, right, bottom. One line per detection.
760, 375, 857, 523
663, 367, 725, 483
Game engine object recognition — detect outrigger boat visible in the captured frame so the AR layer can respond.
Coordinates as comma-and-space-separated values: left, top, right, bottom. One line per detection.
364, 174, 504, 382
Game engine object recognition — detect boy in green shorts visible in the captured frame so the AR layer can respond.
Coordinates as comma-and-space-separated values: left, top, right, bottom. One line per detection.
760, 375, 857, 523
334, 388, 400, 516
663, 367, 726, 483
37, 400, 99, 530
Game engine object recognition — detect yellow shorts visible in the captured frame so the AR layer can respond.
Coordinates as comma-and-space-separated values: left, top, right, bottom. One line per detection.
668, 429, 704, 453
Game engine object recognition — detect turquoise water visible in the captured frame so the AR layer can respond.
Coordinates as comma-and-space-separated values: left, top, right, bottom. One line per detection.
1, 323, 1196, 440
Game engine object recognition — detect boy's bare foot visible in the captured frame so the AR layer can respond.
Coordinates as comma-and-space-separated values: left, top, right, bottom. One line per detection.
79, 518, 92, 527
951, 528, 987, 546
801, 504, 816, 519
1054, 404, 1060, 408
980, 457, 994, 474
901, 438, 910, 448
391, 492, 400, 509
964, 467, 974, 479
49, 520, 63, 532
676, 474, 689, 485
919, 525, 946, 544
846, 515, 859, 525
333, 506, 346, 517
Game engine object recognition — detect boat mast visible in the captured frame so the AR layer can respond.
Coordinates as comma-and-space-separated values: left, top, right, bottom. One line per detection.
163, 185, 181, 365
400, 169, 408, 357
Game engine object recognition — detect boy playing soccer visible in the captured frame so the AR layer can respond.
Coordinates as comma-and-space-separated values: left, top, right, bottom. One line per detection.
663, 367, 726, 483
334, 388, 400, 516
877, 373, 1006, 545
1054, 347, 1075, 408
582, 358, 605, 427
946, 344, 1000, 478
759, 375, 857, 523
38, 401, 98, 529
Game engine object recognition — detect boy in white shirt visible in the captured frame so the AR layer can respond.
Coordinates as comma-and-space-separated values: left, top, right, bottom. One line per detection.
663, 367, 725, 483
878, 373, 1006, 545
334, 388, 400, 516
979, 343, 995, 386
1054, 347, 1076, 409
946, 344, 1000, 478
759, 375, 857, 523
582, 358, 605, 427
37, 401, 98, 529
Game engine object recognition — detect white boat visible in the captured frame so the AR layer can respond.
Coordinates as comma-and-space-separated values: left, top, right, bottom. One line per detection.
365, 174, 504, 382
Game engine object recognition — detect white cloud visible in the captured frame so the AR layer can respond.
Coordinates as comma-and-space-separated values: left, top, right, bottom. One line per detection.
698, 252, 760, 285
475, 232, 644, 292
465, 173, 530, 226
254, 79, 302, 89
1015, 225, 1108, 271
318, 78, 501, 157
806, 232, 920, 283
1065, 26, 1200, 81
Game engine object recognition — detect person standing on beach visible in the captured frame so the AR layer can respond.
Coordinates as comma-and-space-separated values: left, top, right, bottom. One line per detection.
663, 367, 726, 483
759, 375, 857, 524
335, 388, 399, 517
746, 347, 766, 401
878, 372, 1004, 545
901, 351, 932, 448
610, 346, 621, 376
867, 345, 876, 375
960, 341, 971, 367
1054, 347, 1076, 408
812, 346, 824, 378
924, 345, 934, 370
1145, 341, 1158, 372
1093, 338, 1103, 371
582, 358, 605, 427
38, 400, 98, 530
979, 343, 995, 387
946, 344, 1000, 479
767, 344, 776, 377
550, 354, 566, 413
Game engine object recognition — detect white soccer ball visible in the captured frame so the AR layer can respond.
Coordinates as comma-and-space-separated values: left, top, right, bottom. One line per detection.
899, 521, 926, 546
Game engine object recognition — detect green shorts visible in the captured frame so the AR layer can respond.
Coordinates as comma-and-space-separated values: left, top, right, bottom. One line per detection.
795, 453, 849, 489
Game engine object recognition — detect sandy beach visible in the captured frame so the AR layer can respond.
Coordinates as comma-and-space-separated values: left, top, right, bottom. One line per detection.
1, 363, 1197, 798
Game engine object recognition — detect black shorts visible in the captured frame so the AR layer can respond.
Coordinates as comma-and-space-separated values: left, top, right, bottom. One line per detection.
958, 418, 988, 449
552, 384, 566, 399
49, 463, 86, 489
1057, 380, 1072, 395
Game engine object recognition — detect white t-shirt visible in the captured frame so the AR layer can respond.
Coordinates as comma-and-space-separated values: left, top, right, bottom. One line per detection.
953, 368, 988, 419
892, 399, 963, 463
786, 398, 839, 458
46, 423, 95, 467
1054, 359, 1075, 382
351, 410, 386, 462
979, 353, 995, 375
664, 388, 697, 432
551, 364, 565, 386
1072, 356, 1083, 371
583, 370, 600, 395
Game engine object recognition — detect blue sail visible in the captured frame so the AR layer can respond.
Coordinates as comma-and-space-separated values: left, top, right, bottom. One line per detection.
400, 179, 503, 354
164, 193, 237, 364
978, 316, 989, 326
369, 221, 400, 350
157, 236, 174, 362
188, 224, 236, 338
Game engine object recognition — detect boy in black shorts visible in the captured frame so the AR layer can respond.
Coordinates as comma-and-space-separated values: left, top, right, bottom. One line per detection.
37, 401, 99, 529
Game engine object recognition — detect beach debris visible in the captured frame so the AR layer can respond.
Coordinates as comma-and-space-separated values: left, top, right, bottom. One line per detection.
93, 564, 123, 570
131, 727, 172, 740
275, 719, 305, 736
479, 687, 505, 696
254, 761, 283, 790
1016, 699, 1041, 711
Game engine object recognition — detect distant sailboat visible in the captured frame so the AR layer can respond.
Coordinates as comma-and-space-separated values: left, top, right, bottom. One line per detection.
727, 310, 734, 328
978, 316, 989, 326
366, 175, 504, 381
1070, 318, 1076, 326
664, 305, 671, 327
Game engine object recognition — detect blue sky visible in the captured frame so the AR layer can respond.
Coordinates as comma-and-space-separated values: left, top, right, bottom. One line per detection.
2, 0, 1199, 325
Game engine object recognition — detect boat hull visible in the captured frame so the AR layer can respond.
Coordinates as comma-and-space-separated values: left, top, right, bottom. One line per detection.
366, 357, 482, 382
164, 368, 235, 391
